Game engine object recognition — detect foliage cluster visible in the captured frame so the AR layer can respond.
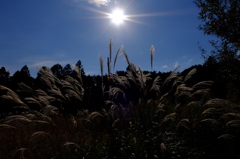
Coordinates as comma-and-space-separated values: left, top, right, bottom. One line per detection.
195, 0, 240, 86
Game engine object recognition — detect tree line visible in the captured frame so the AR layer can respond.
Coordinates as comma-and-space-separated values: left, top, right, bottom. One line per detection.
1, 56, 240, 115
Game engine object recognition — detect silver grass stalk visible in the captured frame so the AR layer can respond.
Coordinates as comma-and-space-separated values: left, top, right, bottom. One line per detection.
113, 45, 124, 72
0, 85, 21, 100
150, 45, 155, 70
24, 97, 43, 109
123, 50, 131, 66
102, 83, 105, 98
227, 120, 240, 128
73, 64, 83, 85
28, 131, 52, 149
87, 112, 103, 122
1, 95, 28, 109
200, 118, 218, 127
184, 68, 197, 83
63, 76, 84, 100
35, 89, 48, 96
99, 54, 104, 81
201, 108, 217, 118
63, 142, 80, 148
109, 38, 112, 69
160, 143, 167, 158
137, 66, 146, 89
48, 88, 66, 101
5, 115, 32, 127
42, 105, 59, 116
162, 65, 180, 88
109, 87, 126, 101
0, 124, 16, 130
221, 113, 240, 122
217, 134, 234, 141
126, 70, 137, 84
38, 67, 62, 89
107, 57, 111, 75
192, 80, 214, 92
150, 76, 161, 93
203, 98, 236, 109
18, 82, 36, 98
162, 112, 177, 124
15, 148, 28, 159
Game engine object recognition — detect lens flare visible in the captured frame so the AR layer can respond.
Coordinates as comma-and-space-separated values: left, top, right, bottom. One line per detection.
79, 4, 192, 27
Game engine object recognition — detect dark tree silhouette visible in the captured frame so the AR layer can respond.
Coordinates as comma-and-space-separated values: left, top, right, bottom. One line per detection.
0, 67, 10, 86
195, 0, 240, 44
62, 64, 73, 77
75, 60, 85, 76
11, 65, 34, 90
0, 67, 10, 78
195, 0, 240, 63
51, 64, 63, 79
20, 65, 31, 77
195, 0, 240, 102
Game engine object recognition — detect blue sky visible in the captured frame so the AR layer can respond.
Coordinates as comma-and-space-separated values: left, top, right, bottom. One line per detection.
0, 0, 217, 76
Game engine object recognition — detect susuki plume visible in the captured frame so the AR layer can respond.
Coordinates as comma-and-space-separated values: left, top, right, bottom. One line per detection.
183, 68, 197, 83
150, 45, 155, 70
109, 39, 112, 68
113, 45, 124, 72
123, 50, 131, 66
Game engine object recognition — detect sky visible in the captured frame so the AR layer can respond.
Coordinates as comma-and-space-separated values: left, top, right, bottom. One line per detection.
0, 0, 217, 77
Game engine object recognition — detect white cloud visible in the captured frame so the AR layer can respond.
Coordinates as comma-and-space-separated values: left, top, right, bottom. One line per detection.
19, 54, 72, 69
162, 65, 168, 68
85, 71, 96, 75
188, 58, 193, 63
72, 0, 111, 6
70, 0, 118, 7
30, 60, 69, 68
87, 0, 110, 5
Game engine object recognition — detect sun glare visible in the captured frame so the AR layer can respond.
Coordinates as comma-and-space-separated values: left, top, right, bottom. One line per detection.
82, 5, 166, 26
109, 9, 126, 25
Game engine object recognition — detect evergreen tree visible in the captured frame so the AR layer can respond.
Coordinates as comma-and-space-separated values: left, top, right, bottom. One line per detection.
0, 67, 10, 86
51, 64, 63, 79
62, 64, 73, 77
75, 60, 85, 76
11, 65, 33, 90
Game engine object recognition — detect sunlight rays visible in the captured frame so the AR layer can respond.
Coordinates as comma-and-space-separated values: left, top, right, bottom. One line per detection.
79, 4, 178, 26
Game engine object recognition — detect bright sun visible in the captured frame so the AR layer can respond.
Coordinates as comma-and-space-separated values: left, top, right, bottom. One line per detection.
109, 9, 126, 25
